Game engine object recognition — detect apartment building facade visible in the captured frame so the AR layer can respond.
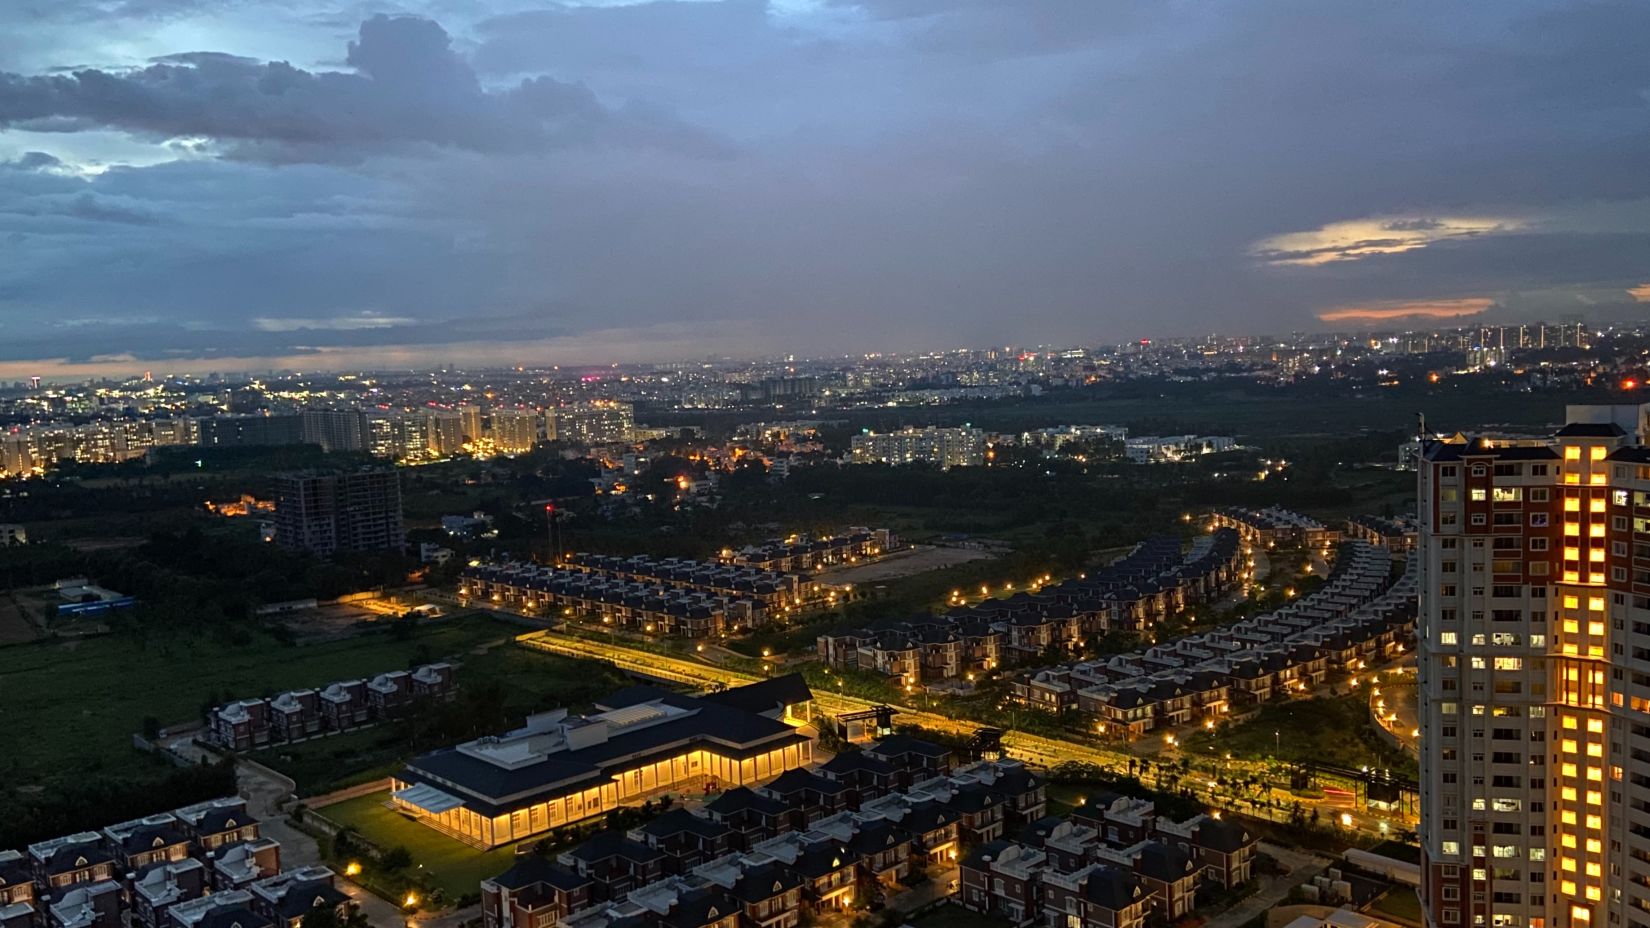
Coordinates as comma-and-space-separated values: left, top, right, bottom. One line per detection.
1416, 405, 1650, 928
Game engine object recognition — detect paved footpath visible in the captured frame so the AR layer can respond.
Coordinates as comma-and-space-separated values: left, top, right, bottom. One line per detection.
1202, 842, 1333, 928
164, 731, 475, 928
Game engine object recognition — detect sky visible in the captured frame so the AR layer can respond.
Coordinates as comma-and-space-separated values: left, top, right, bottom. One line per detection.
1, 0, 1648, 376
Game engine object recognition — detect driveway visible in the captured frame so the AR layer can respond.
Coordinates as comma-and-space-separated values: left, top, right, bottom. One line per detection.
1202, 842, 1332, 928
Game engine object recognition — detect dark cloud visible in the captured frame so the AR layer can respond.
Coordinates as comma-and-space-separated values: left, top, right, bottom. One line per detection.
0, 14, 727, 162
3, 151, 62, 171
0, 0, 1648, 368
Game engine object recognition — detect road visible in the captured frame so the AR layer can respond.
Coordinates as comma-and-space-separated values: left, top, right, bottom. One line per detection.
515, 631, 1417, 835
163, 732, 468, 928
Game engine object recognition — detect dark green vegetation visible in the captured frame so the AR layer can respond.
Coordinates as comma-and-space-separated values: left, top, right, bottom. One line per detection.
0, 759, 239, 854
1185, 694, 1419, 778
0, 616, 560, 847
263, 645, 629, 794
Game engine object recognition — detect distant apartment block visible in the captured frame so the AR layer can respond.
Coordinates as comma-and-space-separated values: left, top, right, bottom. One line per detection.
556, 402, 635, 445
197, 414, 302, 449
850, 427, 986, 468
298, 409, 368, 453
1123, 435, 1235, 464
271, 469, 404, 555
488, 408, 542, 455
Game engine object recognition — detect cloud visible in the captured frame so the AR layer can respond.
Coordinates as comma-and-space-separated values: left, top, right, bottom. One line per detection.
1317, 297, 1494, 324
2, 0, 1650, 370
0, 14, 727, 163
1630, 283, 1650, 303
1252, 216, 1525, 266
253, 313, 416, 332
3, 151, 64, 171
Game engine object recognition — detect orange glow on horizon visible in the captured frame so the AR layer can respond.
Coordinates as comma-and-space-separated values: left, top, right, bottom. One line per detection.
1317, 297, 1493, 323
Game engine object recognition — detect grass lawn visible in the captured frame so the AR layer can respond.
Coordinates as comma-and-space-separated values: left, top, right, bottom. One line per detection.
318, 791, 522, 898
0, 617, 520, 794
1185, 694, 1418, 778
1369, 887, 1424, 925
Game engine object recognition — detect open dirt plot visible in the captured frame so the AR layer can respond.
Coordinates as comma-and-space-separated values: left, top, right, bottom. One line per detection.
816, 544, 996, 584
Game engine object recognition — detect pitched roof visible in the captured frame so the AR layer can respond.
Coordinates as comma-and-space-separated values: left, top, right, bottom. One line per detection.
1082, 866, 1145, 910
697, 674, 813, 715
488, 856, 591, 893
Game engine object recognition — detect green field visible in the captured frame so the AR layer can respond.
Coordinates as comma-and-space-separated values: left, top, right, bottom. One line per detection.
318, 791, 522, 898
1184, 694, 1418, 777
0, 617, 520, 793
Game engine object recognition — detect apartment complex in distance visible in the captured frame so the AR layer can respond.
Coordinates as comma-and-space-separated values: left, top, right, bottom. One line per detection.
849, 426, 986, 469
1416, 404, 1650, 928
271, 469, 404, 555
557, 402, 635, 445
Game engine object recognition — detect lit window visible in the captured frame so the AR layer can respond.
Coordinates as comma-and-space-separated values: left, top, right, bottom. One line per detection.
1566, 447, 1582, 460
1588, 597, 1605, 611
1587, 718, 1604, 733
1591, 446, 1607, 460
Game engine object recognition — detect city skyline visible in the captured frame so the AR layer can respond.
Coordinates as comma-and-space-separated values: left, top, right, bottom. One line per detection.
1, 1, 1648, 374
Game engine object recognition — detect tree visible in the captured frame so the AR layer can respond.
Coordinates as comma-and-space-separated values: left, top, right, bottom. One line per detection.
380, 845, 413, 872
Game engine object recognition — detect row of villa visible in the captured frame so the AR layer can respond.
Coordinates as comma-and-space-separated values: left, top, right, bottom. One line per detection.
482, 732, 1257, 928
816, 529, 1245, 682
1010, 542, 1417, 736
2, 798, 349, 928
207, 662, 455, 751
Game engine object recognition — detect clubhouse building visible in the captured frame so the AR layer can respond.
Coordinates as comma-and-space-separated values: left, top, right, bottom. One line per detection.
392, 676, 816, 848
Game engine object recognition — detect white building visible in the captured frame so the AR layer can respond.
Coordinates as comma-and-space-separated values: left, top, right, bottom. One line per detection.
850, 426, 986, 468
